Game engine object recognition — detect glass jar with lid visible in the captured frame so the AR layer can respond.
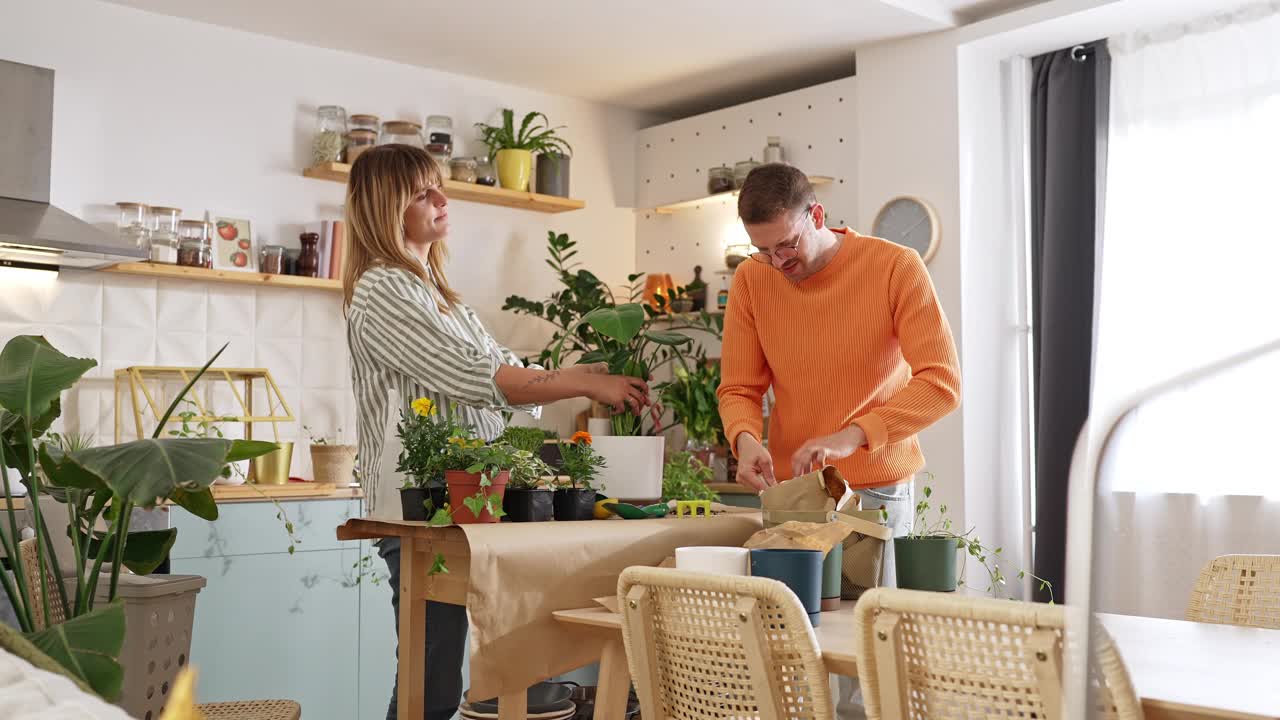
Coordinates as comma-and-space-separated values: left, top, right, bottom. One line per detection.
116, 202, 150, 249
733, 159, 760, 189
346, 129, 377, 164
313, 105, 348, 164
424, 115, 454, 165
707, 166, 734, 194
449, 157, 477, 184
379, 121, 423, 148
259, 244, 286, 275
474, 157, 497, 186
349, 114, 380, 137
177, 220, 212, 268
148, 207, 181, 263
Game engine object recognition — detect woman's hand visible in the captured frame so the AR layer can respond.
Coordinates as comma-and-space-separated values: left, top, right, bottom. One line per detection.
585, 374, 651, 415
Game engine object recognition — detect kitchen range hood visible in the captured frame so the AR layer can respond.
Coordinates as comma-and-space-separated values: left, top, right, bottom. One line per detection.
0, 59, 146, 271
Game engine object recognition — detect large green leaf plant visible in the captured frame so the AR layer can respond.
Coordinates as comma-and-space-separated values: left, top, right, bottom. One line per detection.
505, 231, 724, 436
0, 335, 276, 698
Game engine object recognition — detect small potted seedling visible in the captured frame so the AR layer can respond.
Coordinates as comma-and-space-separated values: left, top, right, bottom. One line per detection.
554, 432, 606, 521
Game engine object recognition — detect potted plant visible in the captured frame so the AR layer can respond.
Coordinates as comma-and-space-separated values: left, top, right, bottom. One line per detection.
0, 336, 276, 700
395, 397, 457, 521
501, 448, 555, 522
474, 109, 572, 193
303, 424, 356, 486
657, 352, 726, 468
661, 451, 719, 503
441, 436, 514, 524
894, 478, 1054, 601
554, 432, 605, 521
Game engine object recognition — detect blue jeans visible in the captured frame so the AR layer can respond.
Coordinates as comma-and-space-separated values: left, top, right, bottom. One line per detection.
378, 538, 468, 720
835, 479, 915, 720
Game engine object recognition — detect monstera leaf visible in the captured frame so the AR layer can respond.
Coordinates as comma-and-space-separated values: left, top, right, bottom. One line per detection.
60, 438, 277, 509
26, 602, 126, 700
582, 304, 645, 343
0, 336, 95, 423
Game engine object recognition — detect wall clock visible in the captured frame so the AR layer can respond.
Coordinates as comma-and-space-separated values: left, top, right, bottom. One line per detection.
871, 196, 940, 264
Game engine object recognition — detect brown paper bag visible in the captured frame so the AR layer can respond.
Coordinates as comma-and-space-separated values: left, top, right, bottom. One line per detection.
742, 520, 854, 556
758, 465, 853, 512
834, 507, 892, 600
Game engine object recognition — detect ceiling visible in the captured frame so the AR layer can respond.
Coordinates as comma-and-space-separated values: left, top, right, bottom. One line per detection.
106, 0, 1041, 118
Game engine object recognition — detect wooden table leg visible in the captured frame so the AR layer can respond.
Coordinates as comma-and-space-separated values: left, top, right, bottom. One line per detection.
497, 690, 527, 720
398, 537, 428, 720
593, 636, 631, 720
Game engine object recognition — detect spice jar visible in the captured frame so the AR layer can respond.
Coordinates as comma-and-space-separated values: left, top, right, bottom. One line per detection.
297, 232, 320, 277
425, 115, 454, 165
349, 114, 379, 136
733, 159, 760, 189
259, 245, 286, 275
474, 157, 497, 187
176, 220, 212, 268
346, 129, 377, 164
313, 105, 348, 164
449, 157, 477, 183
116, 202, 150, 249
149, 207, 181, 263
707, 166, 734, 194
763, 136, 784, 164
379, 121, 423, 148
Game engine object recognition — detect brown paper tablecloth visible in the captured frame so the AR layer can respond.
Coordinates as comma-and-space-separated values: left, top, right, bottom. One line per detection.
460, 512, 762, 700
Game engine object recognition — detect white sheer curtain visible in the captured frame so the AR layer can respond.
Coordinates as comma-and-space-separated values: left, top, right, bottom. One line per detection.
1092, 3, 1280, 618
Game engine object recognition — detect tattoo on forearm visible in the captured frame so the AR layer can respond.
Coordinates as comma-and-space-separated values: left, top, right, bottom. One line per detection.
522, 370, 561, 389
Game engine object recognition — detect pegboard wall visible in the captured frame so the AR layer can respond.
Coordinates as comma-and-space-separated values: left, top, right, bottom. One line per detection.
634, 76, 859, 297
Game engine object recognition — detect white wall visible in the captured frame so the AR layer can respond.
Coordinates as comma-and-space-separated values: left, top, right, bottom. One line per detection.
635, 77, 861, 294
0, 0, 658, 474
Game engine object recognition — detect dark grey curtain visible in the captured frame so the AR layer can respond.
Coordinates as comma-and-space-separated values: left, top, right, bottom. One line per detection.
1029, 41, 1109, 603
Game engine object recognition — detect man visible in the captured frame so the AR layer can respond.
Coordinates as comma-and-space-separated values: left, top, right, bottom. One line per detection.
717, 163, 960, 717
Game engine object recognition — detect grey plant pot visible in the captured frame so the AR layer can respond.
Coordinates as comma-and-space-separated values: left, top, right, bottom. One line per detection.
536, 152, 571, 197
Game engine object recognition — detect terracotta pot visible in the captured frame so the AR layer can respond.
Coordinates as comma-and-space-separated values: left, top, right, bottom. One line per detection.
446, 470, 509, 524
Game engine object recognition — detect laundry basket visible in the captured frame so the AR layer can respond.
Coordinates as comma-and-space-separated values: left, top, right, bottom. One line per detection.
94, 573, 206, 720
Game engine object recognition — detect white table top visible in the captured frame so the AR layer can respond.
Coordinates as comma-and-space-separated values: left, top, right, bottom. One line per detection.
554, 603, 1280, 719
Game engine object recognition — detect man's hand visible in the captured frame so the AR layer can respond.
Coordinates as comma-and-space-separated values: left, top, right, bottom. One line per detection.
735, 432, 776, 492
790, 425, 867, 477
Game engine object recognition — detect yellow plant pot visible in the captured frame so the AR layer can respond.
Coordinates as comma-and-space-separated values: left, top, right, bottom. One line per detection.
251, 441, 293, 485
496, 149, 533, 191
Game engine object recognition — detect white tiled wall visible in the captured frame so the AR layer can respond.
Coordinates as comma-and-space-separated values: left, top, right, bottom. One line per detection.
0, 269, 352, 481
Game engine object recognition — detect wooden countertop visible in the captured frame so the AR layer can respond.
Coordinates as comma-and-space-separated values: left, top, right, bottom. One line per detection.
0, 483, 361, 510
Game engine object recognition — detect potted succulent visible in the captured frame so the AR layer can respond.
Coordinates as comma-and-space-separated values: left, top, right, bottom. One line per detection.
303, 424, 356, 486
894, 478, 1053, 601
474, 109, 573, 193
554, 432, 605, 521
395, 397, 457, 521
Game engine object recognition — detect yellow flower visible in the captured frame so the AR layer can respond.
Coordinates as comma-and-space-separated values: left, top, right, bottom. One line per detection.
570, 431, 592, 446
412, 397, 436, 417
447, 436, 468, 447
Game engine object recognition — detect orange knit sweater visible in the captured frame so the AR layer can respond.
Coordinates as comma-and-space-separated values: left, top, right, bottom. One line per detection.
717, 229, 961, 488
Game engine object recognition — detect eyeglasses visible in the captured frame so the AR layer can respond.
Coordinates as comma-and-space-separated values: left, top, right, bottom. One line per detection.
749, 205, 814, 265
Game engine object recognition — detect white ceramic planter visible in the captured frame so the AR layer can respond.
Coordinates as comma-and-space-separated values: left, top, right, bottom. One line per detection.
591, 435, 663, 502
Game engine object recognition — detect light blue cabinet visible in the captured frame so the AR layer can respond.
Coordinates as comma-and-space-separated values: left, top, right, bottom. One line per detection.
171, 497, 400, 720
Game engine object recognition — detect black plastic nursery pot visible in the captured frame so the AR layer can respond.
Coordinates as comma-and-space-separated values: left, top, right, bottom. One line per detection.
553, 487, 596, 521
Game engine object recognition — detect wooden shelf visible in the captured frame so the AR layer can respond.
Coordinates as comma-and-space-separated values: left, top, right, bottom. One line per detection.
653, 176, 834, 215
303, 162, 586, 214
102, 262, 342, 292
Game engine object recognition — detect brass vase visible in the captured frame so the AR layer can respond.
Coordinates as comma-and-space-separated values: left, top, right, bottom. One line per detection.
251, 441, 293, 485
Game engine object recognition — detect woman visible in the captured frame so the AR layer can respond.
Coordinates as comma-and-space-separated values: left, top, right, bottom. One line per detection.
343, 144, 649, 720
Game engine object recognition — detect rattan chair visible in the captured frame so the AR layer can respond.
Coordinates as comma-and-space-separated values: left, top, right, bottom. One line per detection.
618, 566, 834, 720
17, 538, 301, 720
853, 587, 1143, 720
1185, 554, 1280, 629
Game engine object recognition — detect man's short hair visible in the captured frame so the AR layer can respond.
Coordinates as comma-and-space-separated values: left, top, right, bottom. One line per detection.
737, 163, 816, 224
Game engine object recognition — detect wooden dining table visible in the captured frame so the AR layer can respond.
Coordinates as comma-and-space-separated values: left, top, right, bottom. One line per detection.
554, 602, 1280, 720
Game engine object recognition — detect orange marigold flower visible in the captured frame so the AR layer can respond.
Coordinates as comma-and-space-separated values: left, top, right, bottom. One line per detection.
570, 431, 592, 446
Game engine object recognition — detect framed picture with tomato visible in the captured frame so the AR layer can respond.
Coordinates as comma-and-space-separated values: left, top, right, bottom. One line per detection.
213, 217, 255, 271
